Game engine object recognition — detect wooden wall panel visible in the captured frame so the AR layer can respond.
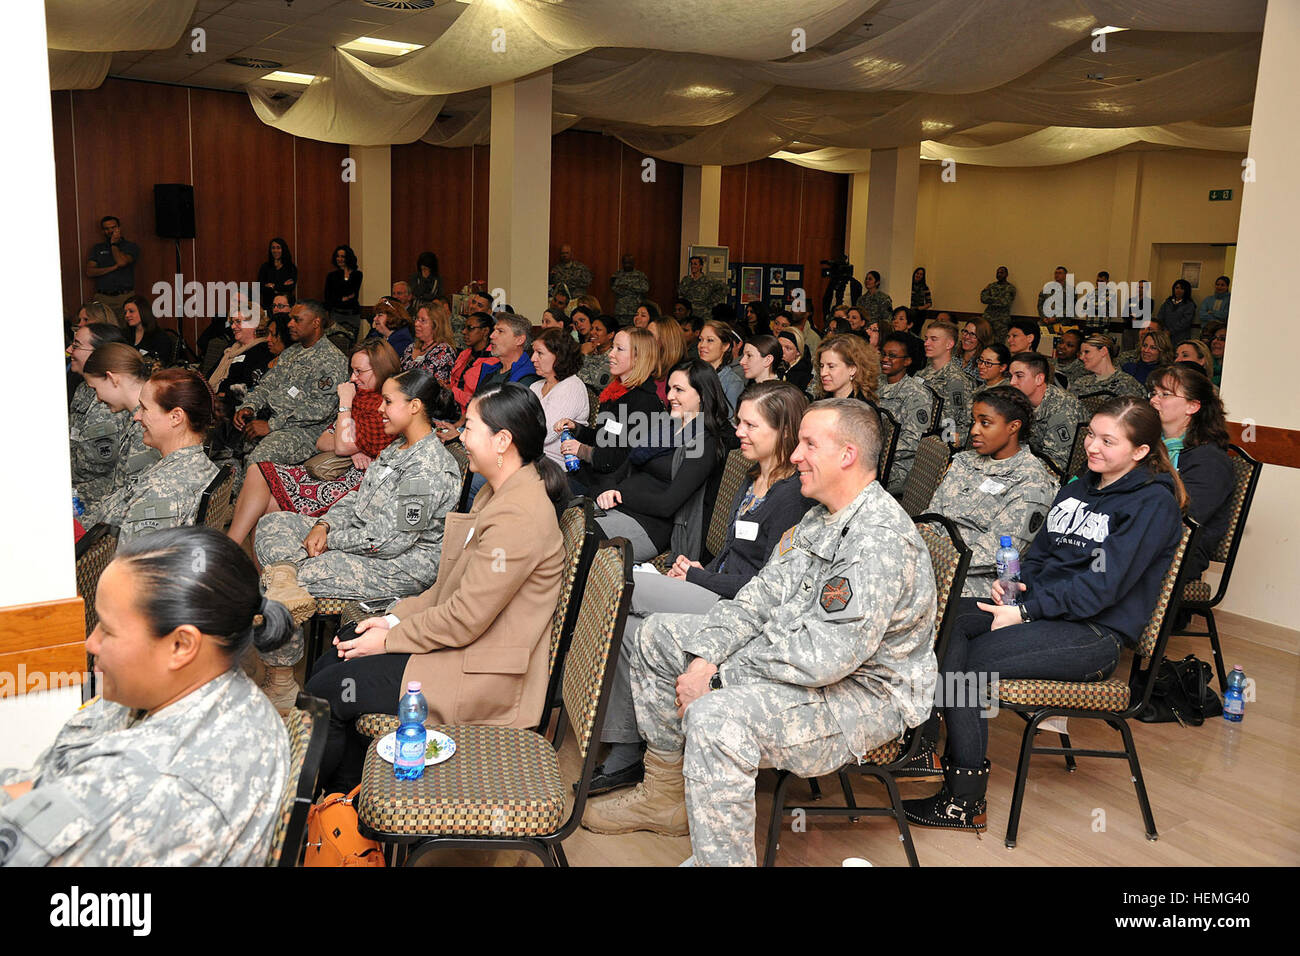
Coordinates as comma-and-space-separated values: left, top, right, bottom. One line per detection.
549, 131, 622, 311
292, 137, 350, 305
52, 92, 82, 321
718, 159, 848, 320
471, 145, 490, 288
618, 143, 683, 312
67, 81, 192, 332
391, 142, 480, 299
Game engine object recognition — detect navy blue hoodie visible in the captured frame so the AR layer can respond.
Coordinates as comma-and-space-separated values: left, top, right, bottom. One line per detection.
1020, 468, 1182, 645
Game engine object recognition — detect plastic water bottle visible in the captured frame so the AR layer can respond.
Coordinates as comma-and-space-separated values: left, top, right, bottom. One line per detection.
1223, 665, 1246, 722
72, 495, 85, 519
560, 429, 581, 472
995, 536, 1021, 607
394, 681, 428, 780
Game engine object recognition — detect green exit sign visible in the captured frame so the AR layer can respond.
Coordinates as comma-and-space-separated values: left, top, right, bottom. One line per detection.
1209, 189, 1233, 201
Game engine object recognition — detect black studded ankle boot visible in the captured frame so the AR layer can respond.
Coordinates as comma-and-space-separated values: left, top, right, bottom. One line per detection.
894, 714, 943, 778
901, 756, 989, 831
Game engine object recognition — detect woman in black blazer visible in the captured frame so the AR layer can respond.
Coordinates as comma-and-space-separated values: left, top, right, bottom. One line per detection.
583, 379, 815, 796
557, 326, 664, 496
1149, 363, 1236, 581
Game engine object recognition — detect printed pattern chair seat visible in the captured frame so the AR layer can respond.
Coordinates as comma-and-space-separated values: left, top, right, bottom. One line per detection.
357, 723, 566, 838
1183, 579, 1212, 604
997, 678, 1131, 712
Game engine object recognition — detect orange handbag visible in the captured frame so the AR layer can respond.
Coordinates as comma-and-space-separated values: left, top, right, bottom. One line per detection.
303, 786, 386, 867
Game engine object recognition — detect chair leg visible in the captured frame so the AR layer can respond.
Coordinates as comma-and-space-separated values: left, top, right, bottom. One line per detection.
878, 770, 920, 868
1058, 732, 1077, 773
808, 778, 823, 800
1205, 610, 1228, 691
838, 770, 859, 823
762, 771, 794, 867
1110, 717, 1157, 841
1005, 715, 1039, 849
551, 705, 568, 750
551, 842, 569, 867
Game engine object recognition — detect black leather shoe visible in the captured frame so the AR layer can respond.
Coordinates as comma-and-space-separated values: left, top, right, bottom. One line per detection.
577, 760, 645, 796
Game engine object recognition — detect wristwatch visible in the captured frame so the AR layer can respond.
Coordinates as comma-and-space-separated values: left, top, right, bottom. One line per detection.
1019, 604, 1032, 624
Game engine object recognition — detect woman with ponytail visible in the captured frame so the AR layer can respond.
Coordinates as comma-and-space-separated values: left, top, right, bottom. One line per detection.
0, 527, 293, 865
306, 382, 567, 792
904, 395, 1184, 834
79, 367, 220, 545
80, 343, 160, 509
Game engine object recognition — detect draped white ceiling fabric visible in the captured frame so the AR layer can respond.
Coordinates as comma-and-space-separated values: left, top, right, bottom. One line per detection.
47, 0, 1265, 167
46, 0, 197, 90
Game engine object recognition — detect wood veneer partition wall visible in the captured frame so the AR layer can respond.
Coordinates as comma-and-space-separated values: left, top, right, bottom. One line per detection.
51, 79, 349, 345
719, 159, 849, 319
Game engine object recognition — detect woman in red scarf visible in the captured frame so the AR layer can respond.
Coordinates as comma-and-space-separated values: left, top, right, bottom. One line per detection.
556, 327, 663, 496
226, 340, 400, 546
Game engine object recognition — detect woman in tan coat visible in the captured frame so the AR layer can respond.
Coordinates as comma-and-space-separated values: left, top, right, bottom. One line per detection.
306, 383, 568, 792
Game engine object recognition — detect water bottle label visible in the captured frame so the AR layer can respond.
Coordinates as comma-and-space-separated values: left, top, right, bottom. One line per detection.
1224, 697, 1244, 716
396, 737, 426, 767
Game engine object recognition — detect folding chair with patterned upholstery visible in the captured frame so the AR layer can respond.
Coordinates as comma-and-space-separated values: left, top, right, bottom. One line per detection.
1053, 371, 1069, 390
266, 693, 330, 867
1176, 444, 1262, 690
1077, 390, 1112, 419
997, 517, 1199, 848
75, 523, 119, 703
196, 465, 233, 531
874, 403, 901, 490
586, 386, 601, 428
1065, 421, 1089, 479
1030, 445, 1064, 482
923, 388, 945, 438
353, 499, 599, 747
899, 435, 951, 517
762, 514, 972, 867
354, 538, 633, 867
443, 440, 472, 513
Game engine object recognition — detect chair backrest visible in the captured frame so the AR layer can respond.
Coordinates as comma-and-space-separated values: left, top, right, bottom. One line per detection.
559, 539, 633, 761
197, 465, 233, 531
1029, 444, 1064, 482
75, 523, 119, 637
586, 386, 601, 426
704, 448, 751, 559
874, 403, 901, 488
546, 499, 599, 682
912, 514, 973, 667
899, 435, 951, 517
1135, 518, 1198, 667
1065, 421, 1089, 479
267, 694, 330, 867
444, 440, 472, 512
925, 387, 944, 438
1053, 371, 1069, 390
1213, 444, 1263, 568
1078, 390, 1112, 419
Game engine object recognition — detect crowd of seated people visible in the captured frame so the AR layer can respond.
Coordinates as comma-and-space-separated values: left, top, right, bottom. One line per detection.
55, 245, 1250, 868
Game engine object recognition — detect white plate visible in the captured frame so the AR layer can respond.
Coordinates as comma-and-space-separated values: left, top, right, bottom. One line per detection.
376, 729, 456, 767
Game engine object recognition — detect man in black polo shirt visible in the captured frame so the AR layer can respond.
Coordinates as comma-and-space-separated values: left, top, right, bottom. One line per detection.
84, 216, 140, 321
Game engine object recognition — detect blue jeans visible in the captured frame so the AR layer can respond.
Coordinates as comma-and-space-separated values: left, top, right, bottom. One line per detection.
940, 597, 1124, 768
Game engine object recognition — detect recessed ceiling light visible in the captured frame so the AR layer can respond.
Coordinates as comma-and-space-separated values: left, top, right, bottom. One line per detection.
341, 36, 425, 56
360, 1, 440, 10
262, 70, 316, 85
226, 56, 284, 69
1091, 26, 1128, 35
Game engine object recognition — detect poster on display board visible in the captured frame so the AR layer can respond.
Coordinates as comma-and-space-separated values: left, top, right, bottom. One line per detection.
687, 245, 730, 280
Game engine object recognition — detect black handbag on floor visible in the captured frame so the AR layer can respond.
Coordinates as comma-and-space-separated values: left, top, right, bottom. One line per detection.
1135, 654, 1223, 726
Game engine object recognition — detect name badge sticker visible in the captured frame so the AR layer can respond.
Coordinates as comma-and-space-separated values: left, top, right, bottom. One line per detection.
287, 386, 300, 398
978, 478, 1006, 495
734, 520, 759, 541
604, 419, 624, 435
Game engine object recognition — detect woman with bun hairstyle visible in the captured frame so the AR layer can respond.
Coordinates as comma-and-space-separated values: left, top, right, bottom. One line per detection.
0, 527, 293, 865
307, 383, 568, 792
79, 368, 220, 545
739, 334, 785, 386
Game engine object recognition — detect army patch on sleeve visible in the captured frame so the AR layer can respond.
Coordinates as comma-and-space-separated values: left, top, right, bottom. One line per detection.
820, 576, 853, 613
1028, 510, 1045, 533
777, 526, 796, 556
318, 377, 334, 390
916, 408, 930, 425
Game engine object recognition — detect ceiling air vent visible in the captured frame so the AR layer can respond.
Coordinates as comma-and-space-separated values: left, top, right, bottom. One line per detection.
226, 56, 284, 69
361, 1, 440, 10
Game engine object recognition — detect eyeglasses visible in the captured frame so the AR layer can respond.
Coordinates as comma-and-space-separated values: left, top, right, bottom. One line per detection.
976, 358, 1005, 367
69, 343, 93, 352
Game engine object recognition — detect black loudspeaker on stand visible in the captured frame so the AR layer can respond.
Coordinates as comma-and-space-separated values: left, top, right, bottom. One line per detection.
154, 183, 196, 239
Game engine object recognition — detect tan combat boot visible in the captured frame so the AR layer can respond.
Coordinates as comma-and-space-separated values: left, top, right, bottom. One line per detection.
258, 665, 300, 713
581, 748, 689, 836
261, 562, 317, 625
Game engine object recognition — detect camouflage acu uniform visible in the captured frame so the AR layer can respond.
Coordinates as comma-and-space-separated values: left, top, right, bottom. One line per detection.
578, 351, 612, 390
256, 432, 459, 601
238, 337, 348, 466
1055, 357, 1086, 387
878, 374, 935, 493
677, 274, 728, 317
918, 359, 971, 447
550, 260, 594, 298
853, 290, 893, 326
1030, 384, 1086, 475
69, 382, 128, 506
81, 445, 219, 546
81, 418, 160, 513
1069, 369, 1145, 400
611, 269, 650, 321
630, 482, 937, 867
0, 669, 288, 866
980, 280, 1017, 341
928, 447, 1058, 597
